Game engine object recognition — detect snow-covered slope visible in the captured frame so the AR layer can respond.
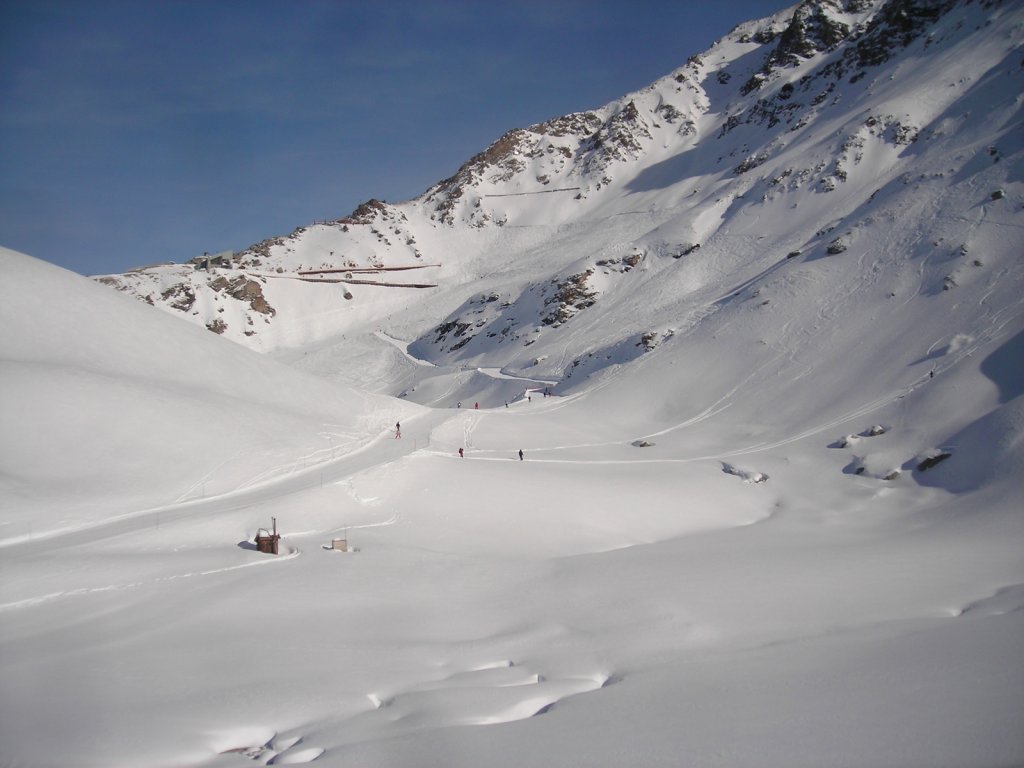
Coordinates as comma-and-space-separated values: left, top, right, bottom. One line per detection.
3, 1, 1024, 767
0, 246, 422, 541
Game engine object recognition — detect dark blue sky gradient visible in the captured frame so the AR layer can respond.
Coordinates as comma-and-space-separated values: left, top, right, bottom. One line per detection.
0, 0, 788, 275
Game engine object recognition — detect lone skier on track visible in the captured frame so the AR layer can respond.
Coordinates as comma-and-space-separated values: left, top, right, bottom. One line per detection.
518, 449, 524, 461
395, 422, 401, 439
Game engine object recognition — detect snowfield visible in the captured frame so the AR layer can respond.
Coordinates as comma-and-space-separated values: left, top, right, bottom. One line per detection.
2, 0, 1024, 765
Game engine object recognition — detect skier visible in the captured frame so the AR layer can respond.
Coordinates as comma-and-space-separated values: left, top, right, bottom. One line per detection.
518, 449, 524, 461
474, 402, 479, 409
457, 401, 462, 408
459, 447, 464, 458
395, 421, 401, 439
505, 401, 508, 408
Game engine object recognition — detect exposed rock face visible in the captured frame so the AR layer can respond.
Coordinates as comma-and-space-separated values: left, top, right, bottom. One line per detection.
229, 278, 275, 316
160, 283, 196, 312
727, 0, 960, 141
542, 271, 597, 327
851, 0, 957, 68
764, 0, 854, 71
339, 198, 389, 225
426, 113, 605, 225
579, 101, 653, 173
210, 275, 276, 316
917, 452, 952, 471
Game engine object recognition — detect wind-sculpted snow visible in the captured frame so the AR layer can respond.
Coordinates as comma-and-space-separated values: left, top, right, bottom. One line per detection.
4, 1, 1024, 766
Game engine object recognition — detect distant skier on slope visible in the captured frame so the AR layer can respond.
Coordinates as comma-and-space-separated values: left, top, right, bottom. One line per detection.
518, 449, 524, 461
459, 447, 464, 458
395, 422, 401, 439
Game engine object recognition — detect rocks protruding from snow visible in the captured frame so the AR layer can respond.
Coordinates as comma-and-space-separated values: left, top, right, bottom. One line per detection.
161, 283, 196, 312
425, 112, 605, 225
542, 271, 598, 327
748, 0, 856, 87
917, 452, 952, 472
596, 253, 643, 272
850, 0, 957, 70
578, 100, 654, 176
339, 198, 390, 225
826, 236, 849, 254
211, 275, 276, 316
722, 463, 769, 483
637, 332, 658, 352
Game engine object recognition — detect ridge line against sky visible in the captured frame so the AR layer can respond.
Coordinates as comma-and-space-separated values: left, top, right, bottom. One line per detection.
0, 0, 789, 277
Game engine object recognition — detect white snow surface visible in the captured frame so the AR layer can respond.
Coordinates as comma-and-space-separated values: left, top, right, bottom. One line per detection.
3, 1, 1024, 766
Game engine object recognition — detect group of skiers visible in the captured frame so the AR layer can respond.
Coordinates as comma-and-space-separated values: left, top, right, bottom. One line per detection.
458, 446, 523, 460
395, 421, 523, 460
401, 391, 553, 458
458, 389, 552, 411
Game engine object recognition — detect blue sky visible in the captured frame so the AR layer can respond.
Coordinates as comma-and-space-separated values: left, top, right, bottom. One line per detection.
0, 0, 788, 276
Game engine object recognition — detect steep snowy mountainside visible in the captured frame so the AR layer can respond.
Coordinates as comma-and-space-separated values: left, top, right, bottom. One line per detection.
97, 0, 1023, 386
0, 247, 422, 542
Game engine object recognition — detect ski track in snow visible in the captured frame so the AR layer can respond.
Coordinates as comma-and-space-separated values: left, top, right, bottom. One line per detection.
0, 546, 302, 613
0, 411, 449, 553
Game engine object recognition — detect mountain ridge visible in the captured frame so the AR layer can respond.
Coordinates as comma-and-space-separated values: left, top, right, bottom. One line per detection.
95, 0, 1022, 400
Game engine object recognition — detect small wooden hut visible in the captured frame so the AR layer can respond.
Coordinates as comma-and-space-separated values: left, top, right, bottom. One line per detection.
255, 517, 281, 555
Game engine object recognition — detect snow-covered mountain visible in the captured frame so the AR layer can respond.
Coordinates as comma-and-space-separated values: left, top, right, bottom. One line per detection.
94, 0, 1024, 487
3, 1, 1024, 766
100, 0, 1022, 376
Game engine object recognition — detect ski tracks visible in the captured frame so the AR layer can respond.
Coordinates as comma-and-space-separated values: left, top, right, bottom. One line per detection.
0, 546, 302, 613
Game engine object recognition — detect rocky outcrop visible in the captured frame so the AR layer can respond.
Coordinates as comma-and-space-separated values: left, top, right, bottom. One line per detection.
210, 275, 276, 316
338, 198, 390, 226
542, 270, 598, 327
424, 100, 659, 224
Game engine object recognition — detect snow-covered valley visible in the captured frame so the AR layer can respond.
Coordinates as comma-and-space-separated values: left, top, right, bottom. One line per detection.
2, 1, 1023, 765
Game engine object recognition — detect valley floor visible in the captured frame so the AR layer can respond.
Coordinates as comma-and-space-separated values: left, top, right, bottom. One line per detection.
2, 364, 1022, 767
